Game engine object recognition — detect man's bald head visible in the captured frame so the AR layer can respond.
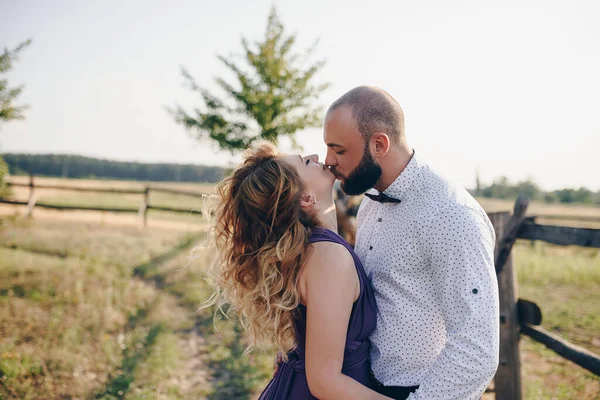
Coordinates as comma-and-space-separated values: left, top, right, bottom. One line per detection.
326, 86, 405, 144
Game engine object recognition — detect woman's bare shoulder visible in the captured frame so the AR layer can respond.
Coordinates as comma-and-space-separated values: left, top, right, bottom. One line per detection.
303, 241, 356, 281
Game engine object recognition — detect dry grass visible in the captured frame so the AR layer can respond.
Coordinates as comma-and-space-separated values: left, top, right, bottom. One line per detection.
513, 241, 600, 399
0, 252, 142, 398
0, 213, 219, 398
0, 213, 273, 399
1, 178, 599, 399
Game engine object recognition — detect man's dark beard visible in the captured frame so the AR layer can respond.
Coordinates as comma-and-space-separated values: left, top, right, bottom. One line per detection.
339, 147, 382, 195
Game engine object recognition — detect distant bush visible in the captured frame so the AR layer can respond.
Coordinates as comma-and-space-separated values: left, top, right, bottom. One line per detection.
474, 176, 600, 205
0, 156, 10, 198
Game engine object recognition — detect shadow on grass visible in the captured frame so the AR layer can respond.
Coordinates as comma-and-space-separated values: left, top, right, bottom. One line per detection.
132, 232, 203, 287
0, 242, 69, 258
93, 323, 163, 400
193, 310, 270, 400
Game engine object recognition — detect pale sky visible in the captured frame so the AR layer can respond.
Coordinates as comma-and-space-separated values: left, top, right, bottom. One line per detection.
1, 0, 598, 190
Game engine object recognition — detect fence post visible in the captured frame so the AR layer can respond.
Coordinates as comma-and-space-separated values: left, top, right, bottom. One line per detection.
489, 211, 522, 400
25, 174, 37, 218
138, 187, 149, 227
527, 216, 537, 248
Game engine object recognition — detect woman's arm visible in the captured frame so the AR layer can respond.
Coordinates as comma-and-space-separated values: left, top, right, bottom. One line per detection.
303, 242, 391, 400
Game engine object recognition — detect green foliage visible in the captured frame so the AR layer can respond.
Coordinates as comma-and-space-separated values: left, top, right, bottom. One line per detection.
478, 176, 542, 200
0, 39, 31, 123
172, 7, 329, 153
476, 176, 600, 205
0, 39, 30, 198
551, 187, 595, 204
0, 155, 9, 198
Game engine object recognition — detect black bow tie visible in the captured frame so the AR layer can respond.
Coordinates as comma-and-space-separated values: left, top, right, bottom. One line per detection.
364, 192, 401, 204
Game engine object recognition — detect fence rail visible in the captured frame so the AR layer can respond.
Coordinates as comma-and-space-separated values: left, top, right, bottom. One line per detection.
0, 199, 138, 213
0, 199, 199, 215
517, 222, 600, 247
7, 181, 146, 194
520, 324, 600, 376
6, 181, 206, 197
149, 187, 205, 198
2, 176, 206, 225
532, 214, 600, 223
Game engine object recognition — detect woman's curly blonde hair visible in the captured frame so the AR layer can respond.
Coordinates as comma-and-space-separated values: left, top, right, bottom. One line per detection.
204, 143, 318, 358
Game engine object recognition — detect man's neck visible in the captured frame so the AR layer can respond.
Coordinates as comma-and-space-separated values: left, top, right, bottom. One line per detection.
373, 145, 414, 193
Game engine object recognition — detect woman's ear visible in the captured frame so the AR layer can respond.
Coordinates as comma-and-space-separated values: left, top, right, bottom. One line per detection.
299, 193, 316, 209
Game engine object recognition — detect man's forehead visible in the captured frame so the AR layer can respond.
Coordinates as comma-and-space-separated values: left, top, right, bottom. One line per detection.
324, 107, 361, 147
323, 126, 345, 147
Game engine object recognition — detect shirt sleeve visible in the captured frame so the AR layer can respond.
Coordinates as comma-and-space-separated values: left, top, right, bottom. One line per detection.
408, 206, 499, 400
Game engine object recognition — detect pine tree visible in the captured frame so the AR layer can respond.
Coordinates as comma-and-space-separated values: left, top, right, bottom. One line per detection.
0, 39, 32, 198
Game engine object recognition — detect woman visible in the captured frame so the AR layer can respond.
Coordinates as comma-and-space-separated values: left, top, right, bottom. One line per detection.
205, 143, 390, 399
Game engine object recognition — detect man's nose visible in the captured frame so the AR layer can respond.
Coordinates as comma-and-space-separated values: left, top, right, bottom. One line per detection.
324, 152, 336, 167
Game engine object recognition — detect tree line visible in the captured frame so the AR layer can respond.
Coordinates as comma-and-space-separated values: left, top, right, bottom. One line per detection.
2, 153, 226, 183
473, 176, 600, 205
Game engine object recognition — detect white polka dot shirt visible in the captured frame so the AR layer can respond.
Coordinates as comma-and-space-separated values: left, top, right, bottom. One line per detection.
355, 151, 500, 400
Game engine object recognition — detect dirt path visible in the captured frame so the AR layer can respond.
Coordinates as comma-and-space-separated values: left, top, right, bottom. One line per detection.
117, 235, 213, 399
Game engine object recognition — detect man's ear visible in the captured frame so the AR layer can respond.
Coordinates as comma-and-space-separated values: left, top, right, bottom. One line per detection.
371, 132, 391, 159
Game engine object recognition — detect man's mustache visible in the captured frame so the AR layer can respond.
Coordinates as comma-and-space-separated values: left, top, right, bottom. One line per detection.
329, 166, 343, 179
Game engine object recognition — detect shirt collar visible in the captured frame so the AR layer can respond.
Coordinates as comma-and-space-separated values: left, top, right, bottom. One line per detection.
367, 150, 425, 202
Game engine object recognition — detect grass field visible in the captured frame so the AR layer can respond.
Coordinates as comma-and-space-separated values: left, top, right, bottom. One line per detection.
1, 176, 599, 399
0, 217, 273, 399
513, 241, 600, 399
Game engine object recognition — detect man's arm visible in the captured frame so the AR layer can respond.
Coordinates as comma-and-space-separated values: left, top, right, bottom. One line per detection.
409, 206, 499, 400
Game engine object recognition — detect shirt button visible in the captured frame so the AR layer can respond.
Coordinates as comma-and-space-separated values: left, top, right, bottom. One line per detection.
377, 218, 382, 222
369, 245, 373, 250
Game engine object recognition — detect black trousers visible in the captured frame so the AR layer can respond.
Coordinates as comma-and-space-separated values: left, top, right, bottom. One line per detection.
371, 371, 419, 400
371, 373, 419, 400
374, 384, 419, 400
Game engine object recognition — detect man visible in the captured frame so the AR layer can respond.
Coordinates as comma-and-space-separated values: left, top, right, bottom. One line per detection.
324, 86, 499, 400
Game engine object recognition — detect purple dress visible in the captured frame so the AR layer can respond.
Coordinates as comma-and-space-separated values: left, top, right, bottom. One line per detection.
259, 227, 378, 399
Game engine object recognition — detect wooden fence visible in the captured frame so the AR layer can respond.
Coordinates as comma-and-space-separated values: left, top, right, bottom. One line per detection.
0, 175, 205, 226
490, 196, 600, 399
